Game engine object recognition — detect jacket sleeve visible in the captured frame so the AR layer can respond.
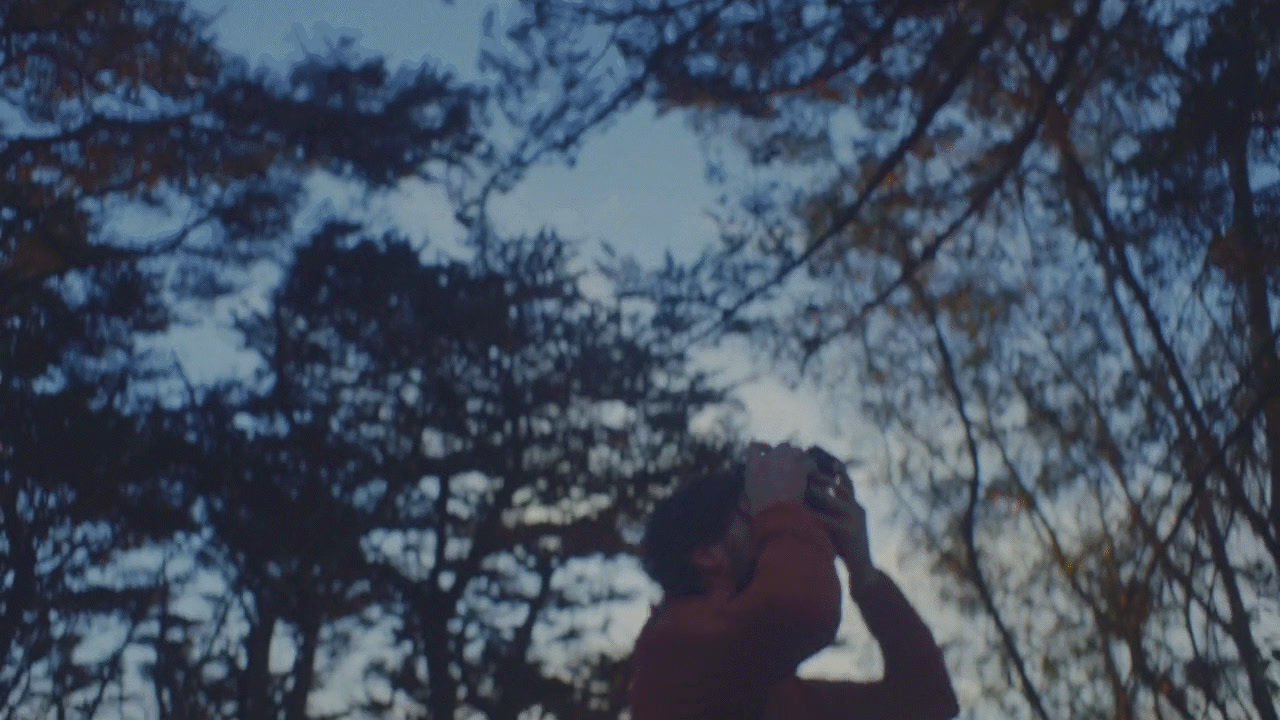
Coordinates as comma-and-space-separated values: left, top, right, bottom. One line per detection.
723, 500, 844, 685
795, 572, 960, 720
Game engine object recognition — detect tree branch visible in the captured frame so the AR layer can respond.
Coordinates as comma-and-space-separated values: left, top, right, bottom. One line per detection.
913, 280, 1053, 720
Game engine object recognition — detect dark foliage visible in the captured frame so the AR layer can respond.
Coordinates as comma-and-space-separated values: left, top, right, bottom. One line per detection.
486, 1, 1280, 719
136, 226, 733, 719
4, 2, 735, 718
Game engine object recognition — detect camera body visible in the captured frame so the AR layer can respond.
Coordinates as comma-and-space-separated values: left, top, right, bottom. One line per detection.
804, 445, 847, 507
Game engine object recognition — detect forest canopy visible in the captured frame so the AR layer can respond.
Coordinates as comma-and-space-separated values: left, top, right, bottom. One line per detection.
483, 0, 1280, 718
3, 0, 1279, 719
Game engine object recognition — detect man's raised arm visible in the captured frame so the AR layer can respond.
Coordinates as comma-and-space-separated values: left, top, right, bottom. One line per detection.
796, 469, 960, 720
784, 570, 959, 720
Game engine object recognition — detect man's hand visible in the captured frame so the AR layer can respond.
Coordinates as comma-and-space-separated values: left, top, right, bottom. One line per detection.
744, 442, 814, 514
806, 468, 876, 591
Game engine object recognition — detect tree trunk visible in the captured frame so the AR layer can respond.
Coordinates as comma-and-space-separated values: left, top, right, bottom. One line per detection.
0, 484, 35, 702
242, 604, 278, 720
1218, 6, 1280, 720
1225, 87, 1280, 551
284, 599, 320, 720
1198, 497, 1278, 720
423, 598, 458, 720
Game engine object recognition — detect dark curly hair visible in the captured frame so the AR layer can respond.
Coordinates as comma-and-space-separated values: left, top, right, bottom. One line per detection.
641, 470, 745, 597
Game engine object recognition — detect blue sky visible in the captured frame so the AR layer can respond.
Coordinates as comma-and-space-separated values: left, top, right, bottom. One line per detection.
186, 0, 720, 265
177, 0, 896, 507
177, 0, 854, 448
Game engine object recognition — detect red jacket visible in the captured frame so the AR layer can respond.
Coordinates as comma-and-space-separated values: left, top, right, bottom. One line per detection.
629, 501, 960, 720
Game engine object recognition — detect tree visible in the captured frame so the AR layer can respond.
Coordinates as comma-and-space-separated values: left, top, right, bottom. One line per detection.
145, 224, 735, 720
2, 1, 487, 716
0, 261, 196, 717
487, 1, 1280, 718
1, 0, 482, 311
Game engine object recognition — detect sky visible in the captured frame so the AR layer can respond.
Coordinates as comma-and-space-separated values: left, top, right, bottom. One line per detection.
186, 0, 720, 266
176, 0, 963, 690
180, 0, 853, 448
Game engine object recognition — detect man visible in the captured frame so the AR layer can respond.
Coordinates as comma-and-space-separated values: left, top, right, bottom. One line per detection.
629, 442, 960, 720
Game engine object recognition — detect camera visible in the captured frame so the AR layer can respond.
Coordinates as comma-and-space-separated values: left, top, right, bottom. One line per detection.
804, 445, 848, 507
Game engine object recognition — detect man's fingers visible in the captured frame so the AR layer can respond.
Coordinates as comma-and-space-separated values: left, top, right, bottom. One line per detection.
745, 442, 770, 469
807, 484, 851, 518
744, 442, 771, 478
809, 476, 866, 521
810, 474, 852, 503
835, 473, 855, 502
745, 441, 815, 506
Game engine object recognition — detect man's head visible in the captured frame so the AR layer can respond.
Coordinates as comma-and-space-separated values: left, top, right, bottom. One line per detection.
641, 470, 755, 598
